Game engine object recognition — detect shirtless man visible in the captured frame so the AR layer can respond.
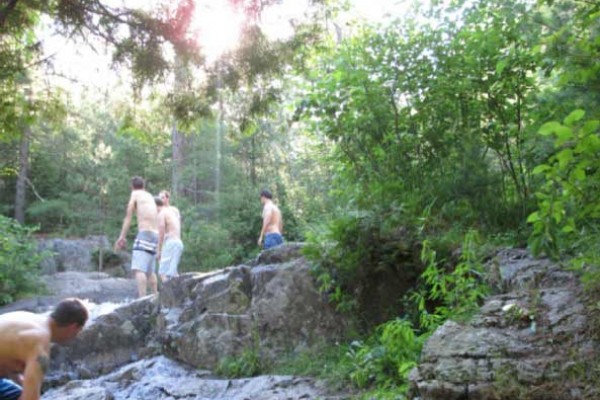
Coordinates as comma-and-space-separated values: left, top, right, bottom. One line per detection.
115, 176, 159, 297
0, 298, 88, 400
156, 190, 183, 282
257, 189, 284, 250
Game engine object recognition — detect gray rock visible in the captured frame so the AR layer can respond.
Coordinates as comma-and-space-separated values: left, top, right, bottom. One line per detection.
37, 236, 113, 274
43, 243, 349, 392
409, 249, 598, 399
48, 296, 158, 385
43, 356, 345, 400
157, 254, 348, 369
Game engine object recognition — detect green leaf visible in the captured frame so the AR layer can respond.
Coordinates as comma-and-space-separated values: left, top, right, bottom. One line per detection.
532, 164, 551, 175
526, 211, 540, 223
556, 149, 574, 169
581, 120, 600, 136
539, 121, 562, 136
564, 109, 585, 126
496, 60, 508, 75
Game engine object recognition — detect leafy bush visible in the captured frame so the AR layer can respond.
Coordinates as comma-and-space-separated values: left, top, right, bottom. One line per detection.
410, 230, 490, 331
528, 110, 600, 259
181, 216, 241, 272
0, 215, 47, 305
346, 319, 423, 393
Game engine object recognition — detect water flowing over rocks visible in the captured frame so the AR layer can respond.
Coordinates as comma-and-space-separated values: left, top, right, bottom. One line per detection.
44, 243, 350, 399
409, 248, 598, 400
44, 356, 341, 400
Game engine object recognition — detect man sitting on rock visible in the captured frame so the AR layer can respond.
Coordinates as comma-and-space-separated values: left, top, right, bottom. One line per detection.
0, 298, 88, 400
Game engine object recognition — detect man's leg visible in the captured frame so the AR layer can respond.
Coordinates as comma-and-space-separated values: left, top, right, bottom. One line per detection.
148, 272, 158, 295
134, 271, 147, 297
0, 378, 22, 400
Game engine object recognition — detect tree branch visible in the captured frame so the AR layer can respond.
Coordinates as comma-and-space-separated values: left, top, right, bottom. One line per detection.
25, 177, 45, 202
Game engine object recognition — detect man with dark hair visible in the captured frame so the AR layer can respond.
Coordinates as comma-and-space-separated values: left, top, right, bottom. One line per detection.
258, 188, 284, 250
0, 298, 88, 400
115, 176, 159, 297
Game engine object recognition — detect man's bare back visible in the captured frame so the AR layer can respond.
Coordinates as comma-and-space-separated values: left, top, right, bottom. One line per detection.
0, 313, 49, 382
130, 190, 158, 233
115, 189, 158, 250
262, 201, 283, 234
0, 299, 87, 400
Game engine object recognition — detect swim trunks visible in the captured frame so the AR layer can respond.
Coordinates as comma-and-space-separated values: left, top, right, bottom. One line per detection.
264, 232, 284, 250
0, 378, 21, 400
159, 238, 184, 278
131, 231, 158, 274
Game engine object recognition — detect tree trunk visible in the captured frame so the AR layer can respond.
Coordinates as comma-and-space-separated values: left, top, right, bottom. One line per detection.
14, 125, 31, 224
172, 121, 186, 198
171, 55, 188, 199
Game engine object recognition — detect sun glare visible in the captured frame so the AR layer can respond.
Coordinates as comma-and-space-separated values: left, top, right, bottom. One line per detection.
192, 1, 244, 63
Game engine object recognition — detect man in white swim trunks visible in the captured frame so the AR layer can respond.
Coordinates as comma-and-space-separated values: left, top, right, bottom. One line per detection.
157, 190, 184, 282
115, 176, 159, 297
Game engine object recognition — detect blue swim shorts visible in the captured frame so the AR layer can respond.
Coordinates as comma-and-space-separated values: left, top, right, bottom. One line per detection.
264, 233, 284, 250
0, 378, 21, 400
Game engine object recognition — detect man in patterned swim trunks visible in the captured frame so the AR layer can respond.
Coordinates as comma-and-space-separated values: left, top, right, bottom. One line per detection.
157, 190, 184, 282
115, 176, 159, 297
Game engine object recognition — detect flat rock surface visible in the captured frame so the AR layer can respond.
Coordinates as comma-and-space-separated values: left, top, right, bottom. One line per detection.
43, 356, 346, 400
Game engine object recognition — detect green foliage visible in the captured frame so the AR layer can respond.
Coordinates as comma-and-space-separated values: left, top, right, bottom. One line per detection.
304, 200, 418, 316
215, 346, 266, 378
346, 319, 423, 393
271, 343, 354, 386
215, 327, 267, 378
527, 111, 600, 258
180, 215, 239, 272
411, 230, 490, 331
0, 215, 46, 305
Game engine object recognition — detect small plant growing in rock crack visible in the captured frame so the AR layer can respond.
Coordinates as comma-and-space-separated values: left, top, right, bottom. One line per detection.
215, 325, 267, 378
410, 230, 490, 331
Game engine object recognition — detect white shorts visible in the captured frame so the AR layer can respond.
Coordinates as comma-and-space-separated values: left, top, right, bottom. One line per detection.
159, 238, 184, 277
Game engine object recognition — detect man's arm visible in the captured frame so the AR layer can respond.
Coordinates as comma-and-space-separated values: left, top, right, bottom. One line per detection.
115, 193, 136, 250
258, 207, 273, 246
19, 345, 49, 400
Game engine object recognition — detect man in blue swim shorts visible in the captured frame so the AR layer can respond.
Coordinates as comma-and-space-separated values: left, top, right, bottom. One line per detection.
257, 188, 284, 250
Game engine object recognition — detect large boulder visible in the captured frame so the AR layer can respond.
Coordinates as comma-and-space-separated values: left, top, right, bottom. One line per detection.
48, 296, 158, 386
157, 243, 349, 369
37, 236, 113, 274
47, 243, 350, 383
409, 249, 598, 399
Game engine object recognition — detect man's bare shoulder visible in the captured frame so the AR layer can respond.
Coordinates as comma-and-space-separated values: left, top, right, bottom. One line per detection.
132, 190, 153, 201
170, 206, 181, 218
0, 314, 50, 356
